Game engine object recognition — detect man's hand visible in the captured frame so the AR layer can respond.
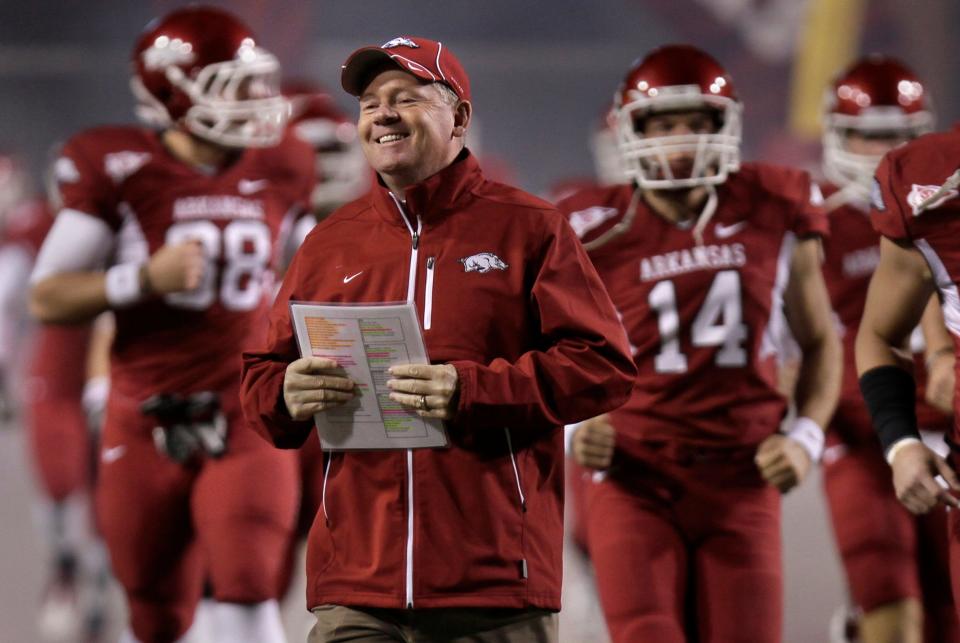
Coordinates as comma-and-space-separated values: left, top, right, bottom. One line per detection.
925, 351, 955, 415
146, 240, 207, 294
755, 434, 812, 493
890, 440, 960, 514
572, 415, 615, 470
386, 364, 459, 420
283, 357, 356, 421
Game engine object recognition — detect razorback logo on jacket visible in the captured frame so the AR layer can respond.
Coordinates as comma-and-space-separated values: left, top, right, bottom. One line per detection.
459, 252, 508, 273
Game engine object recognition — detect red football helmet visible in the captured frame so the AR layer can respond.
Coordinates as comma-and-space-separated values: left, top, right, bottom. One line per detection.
590, 106, 628, 186
130, 6, 288, 148
822, 55, 934, 198
615, 44, 742, 189
284, 81, 369, 213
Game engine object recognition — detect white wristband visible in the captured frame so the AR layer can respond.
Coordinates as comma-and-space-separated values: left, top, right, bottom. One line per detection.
82, 376, 110, 416
104, 263, 144, 308
885, 436, 923, 466
786, 416, 825, 463
564, 423, 581, 455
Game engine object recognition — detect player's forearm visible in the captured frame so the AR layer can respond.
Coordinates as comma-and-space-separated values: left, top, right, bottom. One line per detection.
793, 329, 841, 429
855, 322, 913, 375
85, 312, 114, 380
856, 237, 934, 376
29, 272, 110, 323
920, 294, 952, 361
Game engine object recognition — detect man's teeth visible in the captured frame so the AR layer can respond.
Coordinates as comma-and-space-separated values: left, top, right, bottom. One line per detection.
378, 133, 407, 144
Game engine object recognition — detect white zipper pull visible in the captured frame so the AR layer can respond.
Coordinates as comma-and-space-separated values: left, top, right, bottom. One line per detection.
405, 448, 415, 607
424, 257, 436, 331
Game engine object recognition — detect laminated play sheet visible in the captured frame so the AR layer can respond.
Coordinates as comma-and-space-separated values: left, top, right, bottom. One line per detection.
290, 301, 448, 450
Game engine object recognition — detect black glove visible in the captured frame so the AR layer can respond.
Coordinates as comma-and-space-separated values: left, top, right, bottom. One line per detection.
141, 392, 227, 463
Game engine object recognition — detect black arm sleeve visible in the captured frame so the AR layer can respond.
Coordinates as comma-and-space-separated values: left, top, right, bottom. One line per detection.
859, 365, 921, 455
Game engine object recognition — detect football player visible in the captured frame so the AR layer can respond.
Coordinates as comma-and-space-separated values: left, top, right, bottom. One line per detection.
28, 6, 313, 643
558, 44, 841, 642
817, 56, 958, 643
856, 121, 960, 629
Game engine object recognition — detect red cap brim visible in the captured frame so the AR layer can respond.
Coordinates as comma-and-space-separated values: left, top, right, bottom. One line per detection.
341, 47, 439, 97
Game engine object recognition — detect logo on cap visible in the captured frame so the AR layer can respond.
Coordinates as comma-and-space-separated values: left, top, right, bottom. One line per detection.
381, 37, 419, 49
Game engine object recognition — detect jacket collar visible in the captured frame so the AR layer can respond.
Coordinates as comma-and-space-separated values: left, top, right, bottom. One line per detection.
369, 148, 484, 225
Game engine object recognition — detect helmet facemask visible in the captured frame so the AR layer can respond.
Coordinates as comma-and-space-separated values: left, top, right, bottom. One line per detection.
822, 109, 933, 203
134, 42, 289, 148
617, 86, 742, 190
176, 45, 289, 148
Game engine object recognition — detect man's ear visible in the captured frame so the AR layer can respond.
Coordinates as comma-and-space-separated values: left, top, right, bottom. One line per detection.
452, 100, 472, 139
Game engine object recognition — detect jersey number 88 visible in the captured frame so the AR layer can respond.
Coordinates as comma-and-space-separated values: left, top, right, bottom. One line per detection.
163, 219, 271, 311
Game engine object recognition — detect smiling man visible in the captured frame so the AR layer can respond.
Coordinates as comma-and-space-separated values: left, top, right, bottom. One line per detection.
239, 36, 637, 642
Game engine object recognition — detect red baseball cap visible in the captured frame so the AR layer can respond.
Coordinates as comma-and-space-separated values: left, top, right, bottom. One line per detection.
341, 36, 471, 102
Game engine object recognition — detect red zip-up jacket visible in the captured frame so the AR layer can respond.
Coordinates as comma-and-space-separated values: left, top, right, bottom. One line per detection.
241, 151, 635, 611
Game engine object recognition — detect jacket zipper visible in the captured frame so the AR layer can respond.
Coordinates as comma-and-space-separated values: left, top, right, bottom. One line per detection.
503, 427, 527, 512
405, 448, 415, 606
424, 257, 436, 331
390, 193, 420, 608
503, 427, 528, 580
320, 451, 331, 526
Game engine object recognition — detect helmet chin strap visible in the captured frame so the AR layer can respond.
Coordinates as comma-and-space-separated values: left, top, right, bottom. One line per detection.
583, 181, 718, 251
691, 183, 719, 246
822, 181, 867, 213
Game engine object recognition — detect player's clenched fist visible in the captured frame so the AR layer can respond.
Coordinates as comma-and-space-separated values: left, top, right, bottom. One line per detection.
755, 433, 811, 493
145, 239, 208, 294
283, 357, 356, 420
573, 414, 616, 470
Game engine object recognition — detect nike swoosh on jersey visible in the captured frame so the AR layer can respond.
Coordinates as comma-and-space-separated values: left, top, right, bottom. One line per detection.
343, 271, 363, 283
238, 179, 270, 194
714, 221, 748, 239
101, 445, 127, 464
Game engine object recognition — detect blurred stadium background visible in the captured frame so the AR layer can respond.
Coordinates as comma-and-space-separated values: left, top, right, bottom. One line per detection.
0, 0, 957, 641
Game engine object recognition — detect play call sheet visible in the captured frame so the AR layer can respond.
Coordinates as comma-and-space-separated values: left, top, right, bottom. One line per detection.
290, 301, 448, 450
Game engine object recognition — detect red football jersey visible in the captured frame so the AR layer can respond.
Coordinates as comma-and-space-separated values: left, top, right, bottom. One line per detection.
821, 186, 950, 444
871, 129, 960, 438
558, 163, 828, 451
55, 126, 313, 400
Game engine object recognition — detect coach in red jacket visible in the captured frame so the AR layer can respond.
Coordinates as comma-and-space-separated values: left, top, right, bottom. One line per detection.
240, 36, 636, 641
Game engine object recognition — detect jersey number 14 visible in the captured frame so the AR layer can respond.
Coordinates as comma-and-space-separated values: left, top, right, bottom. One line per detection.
648, 269, 748, 373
